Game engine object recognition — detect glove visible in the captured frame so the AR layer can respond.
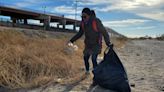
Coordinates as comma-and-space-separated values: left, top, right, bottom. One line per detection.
67, 41, 73, 46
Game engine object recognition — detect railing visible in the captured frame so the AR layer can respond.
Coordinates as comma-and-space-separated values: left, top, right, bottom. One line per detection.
0, 20, 77, 33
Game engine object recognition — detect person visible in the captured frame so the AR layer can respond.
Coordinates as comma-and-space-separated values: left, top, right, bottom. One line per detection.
68, 7, 111, 75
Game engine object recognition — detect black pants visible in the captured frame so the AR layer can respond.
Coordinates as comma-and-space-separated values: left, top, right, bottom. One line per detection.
83, 53, 98, 71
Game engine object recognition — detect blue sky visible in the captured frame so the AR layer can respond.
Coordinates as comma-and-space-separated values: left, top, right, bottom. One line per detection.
0, 0, 164, 38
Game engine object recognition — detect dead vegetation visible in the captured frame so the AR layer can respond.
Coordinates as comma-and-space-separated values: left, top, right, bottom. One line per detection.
156, 34, 164, 40
0, 29, 84, 89
0, 27, 127, 89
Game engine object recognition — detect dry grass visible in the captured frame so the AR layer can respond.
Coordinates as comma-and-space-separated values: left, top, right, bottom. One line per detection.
0, 27, 127, 89
0, 29, 84, 89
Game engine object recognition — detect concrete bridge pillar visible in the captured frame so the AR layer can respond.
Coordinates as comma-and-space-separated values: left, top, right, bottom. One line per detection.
57, 24, 60, 29
24, 19, 27, 24
63, 24, 65, 29
11, 17, 17, 27
73, 23, 76, 31
60, 18, 66, 29
44, 15, 51, 30
63, 19, 66, 29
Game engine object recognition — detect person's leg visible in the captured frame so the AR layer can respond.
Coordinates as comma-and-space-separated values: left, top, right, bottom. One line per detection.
91, 54, 98, 69
83, 53, 90, 72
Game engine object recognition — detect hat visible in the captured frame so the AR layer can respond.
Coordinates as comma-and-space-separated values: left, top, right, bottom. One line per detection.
82, 8, 91, 15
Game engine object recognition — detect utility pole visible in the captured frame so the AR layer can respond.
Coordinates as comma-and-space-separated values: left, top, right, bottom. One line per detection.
74, 0, 78, 31
43, 6, 46, 15
43, 0, 46, 31
75, 0, 78, 20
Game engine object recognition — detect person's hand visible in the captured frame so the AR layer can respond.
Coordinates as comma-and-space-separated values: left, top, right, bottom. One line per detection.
66, 41, 78, 51
107, 43, 114, 49
67, 41, 73, 46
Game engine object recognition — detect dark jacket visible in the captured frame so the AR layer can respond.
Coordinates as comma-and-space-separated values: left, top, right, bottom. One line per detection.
70, 18, 110, 54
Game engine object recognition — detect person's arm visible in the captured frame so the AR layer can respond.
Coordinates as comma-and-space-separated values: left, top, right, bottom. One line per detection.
96, 19, 111, 46
70, 26, 84, 43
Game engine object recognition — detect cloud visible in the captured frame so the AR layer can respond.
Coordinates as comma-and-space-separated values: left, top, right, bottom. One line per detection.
103, 19, 157, 37
81, 0, 164, 10
52, 5, 82, 15
65, 15, 81, 20
15, 2, 31, 8
78, 0, 114, 5
12, 0, 44, 8
136, 26, 156, 30
101, 1, 141, 11
82, 0, 164, 22
103, 19, 151, 27
138, 12, 164, 21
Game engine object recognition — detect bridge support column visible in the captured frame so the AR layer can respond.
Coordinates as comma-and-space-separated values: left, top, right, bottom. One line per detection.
24, 19, 27, 24
73, 23, 76, 31
60, 18, 66, 30
57, 24, 60, 28
11, 17, 17, 27
44, 15, 51, 30
63, 24, 65, 29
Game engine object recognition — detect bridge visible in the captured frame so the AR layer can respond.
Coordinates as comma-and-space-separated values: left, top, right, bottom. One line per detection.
0, 5, 126, 37
0, 5, 80, 31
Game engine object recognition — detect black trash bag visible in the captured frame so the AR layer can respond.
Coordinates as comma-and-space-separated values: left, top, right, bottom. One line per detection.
92, 47, 131, 92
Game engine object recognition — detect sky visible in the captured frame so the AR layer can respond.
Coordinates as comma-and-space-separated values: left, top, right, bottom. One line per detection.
0, 0, 164, 38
